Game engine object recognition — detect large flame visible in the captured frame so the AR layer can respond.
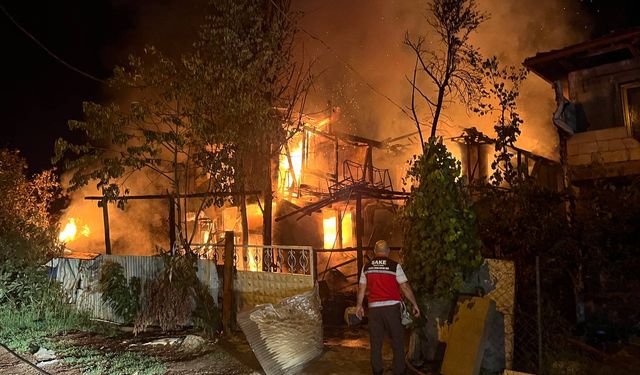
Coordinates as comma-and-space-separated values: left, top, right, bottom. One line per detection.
279, 137, 304, 192
323, 211, 338, 249
341, 211, 353, 247
58, 218, 90, 243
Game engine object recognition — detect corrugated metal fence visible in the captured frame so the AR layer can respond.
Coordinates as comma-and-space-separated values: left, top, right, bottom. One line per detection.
48, 255, 219, 324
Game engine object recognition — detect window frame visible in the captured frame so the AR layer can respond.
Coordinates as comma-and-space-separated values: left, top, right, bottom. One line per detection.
620, 81, 640, 137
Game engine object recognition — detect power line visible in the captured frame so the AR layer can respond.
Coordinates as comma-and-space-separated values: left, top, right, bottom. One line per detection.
268, 0, 420, 125
0, 3, 105, 83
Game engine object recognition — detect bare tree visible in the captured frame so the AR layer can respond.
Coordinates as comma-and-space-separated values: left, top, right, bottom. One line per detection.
405, 0, 487, 148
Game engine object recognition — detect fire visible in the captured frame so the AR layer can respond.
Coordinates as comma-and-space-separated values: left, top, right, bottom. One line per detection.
341, 211, 353, 247
58, 218, 90, 243
323, 211, 337, 249
279, 137, 304, 192
323, 210, 353, 249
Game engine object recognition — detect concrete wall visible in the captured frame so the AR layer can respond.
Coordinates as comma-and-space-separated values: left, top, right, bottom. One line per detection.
567, 127, 640, 180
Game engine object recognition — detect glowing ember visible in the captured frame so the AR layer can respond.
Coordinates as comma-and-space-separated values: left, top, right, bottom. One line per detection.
58, 218, 90, 243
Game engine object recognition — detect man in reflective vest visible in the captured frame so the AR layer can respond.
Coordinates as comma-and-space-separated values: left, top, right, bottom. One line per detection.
356, 240, 420, 375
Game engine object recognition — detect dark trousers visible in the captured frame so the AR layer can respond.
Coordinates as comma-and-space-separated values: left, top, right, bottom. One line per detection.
368, 304, 406, 375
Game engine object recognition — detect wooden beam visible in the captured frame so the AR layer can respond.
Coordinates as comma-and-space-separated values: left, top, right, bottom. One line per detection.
84, 191, 261, 201
317, 257, 357, 277
223, 231, 235, 335
168, 195, 176, 252
101, 198, 111, 255
364, 146, 374, 184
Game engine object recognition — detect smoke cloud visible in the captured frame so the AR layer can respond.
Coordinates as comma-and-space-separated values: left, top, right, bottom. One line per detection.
59, 0, 591, 254
294, 0, 587, 160
59, 170, 169, 256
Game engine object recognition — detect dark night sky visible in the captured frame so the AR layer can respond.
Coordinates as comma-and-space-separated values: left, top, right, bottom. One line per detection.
1, 0, 638, 173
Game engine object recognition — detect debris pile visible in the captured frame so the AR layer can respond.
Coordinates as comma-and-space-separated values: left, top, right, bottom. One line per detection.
238, 287, 323, 375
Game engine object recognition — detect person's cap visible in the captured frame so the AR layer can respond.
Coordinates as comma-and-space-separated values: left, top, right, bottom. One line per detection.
374, 240, 389, 253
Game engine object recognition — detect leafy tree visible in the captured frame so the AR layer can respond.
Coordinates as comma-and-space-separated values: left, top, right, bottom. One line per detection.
402, 139, 483, 366
405, 0, 487, 145
0, 149, 62, 307
194, 0, 312, 245
475, 57, 528, 187
54, 45, 237, 249
402, 140, 482, 298
54, 0, 311, 249
0, 150, 61, 267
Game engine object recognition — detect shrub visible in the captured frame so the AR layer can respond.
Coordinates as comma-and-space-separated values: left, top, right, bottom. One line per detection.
98, 261, 141, 324
402, 139, 483, 299
135, 252, 220, 336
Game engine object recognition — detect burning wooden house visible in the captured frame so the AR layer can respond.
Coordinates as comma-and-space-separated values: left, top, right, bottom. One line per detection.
191, 113, 410, 288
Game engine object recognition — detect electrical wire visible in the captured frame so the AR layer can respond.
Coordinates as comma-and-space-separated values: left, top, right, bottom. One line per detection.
0, 3, 105, 83
268, 0, 419, 125
0, 341, 54, 375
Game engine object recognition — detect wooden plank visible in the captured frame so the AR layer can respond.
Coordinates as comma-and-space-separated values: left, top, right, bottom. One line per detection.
223, 231, 235, 335
168, 195, 176, 252
441, 297, 494, 375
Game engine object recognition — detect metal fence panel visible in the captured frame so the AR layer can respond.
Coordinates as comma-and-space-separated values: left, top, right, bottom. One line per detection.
50, 255, 219, 324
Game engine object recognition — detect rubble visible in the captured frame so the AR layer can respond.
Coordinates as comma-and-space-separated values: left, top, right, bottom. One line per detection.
238, 287, 323, 375
36, 359, 60, 367
180, 335, 207, 352
33, 347, 56, 362
141, 337, 182, 347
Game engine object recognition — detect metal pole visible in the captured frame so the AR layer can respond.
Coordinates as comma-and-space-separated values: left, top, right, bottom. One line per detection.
356, 194, 364, 281
536, 255, 543, 374
311, 248, 317, 284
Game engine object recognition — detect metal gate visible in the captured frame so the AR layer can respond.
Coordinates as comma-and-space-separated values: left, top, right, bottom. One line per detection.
192, 244, 316, 312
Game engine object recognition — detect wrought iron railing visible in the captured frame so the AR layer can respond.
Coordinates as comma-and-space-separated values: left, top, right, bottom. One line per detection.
190, 243, 315, 277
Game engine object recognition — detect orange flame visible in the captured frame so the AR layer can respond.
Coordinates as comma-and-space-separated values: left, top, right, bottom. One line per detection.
58, 218, 90, 243
279, 138, 304, 192
323, 211, 337, 249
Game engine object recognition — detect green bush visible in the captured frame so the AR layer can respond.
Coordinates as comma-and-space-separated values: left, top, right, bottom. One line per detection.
98, 261, 141, 324
402, 139, 483, 298
135, 251, 220, 337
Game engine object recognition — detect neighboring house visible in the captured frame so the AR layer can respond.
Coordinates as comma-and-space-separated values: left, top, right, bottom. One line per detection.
524, 28, 640, 182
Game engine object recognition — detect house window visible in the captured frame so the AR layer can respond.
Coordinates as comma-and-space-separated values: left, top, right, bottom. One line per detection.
621, 82, 640, 140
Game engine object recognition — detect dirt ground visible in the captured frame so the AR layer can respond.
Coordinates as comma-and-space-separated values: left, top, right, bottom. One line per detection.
0, 326, 385, 375
6, 326, 640, 375
222, 326, 397, 375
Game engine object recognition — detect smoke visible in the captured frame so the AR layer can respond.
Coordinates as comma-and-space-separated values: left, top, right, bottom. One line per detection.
294, 0, 588, 160
60, 0, 590, 254
59, 169, 169, 256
